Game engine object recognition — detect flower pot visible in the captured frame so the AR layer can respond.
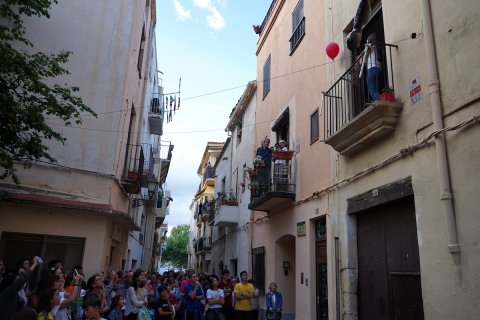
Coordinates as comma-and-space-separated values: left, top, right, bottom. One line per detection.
272, 151, 294, 160
248, 169, 257, 177
258, 160, 266, 168
250, 189, 258, 197
380, 92, 395, 102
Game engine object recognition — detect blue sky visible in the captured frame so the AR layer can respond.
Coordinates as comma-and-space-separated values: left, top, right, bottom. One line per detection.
155, 1, 272, 230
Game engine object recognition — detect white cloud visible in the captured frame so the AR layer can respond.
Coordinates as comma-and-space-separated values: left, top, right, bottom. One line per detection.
192, 0, 226, 31
192, 0, 212, 9
206, 7, 225, 30
173, 0, 192, 21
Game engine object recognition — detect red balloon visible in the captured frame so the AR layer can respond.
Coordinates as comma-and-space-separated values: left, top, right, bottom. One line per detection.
326, 42, 340, 60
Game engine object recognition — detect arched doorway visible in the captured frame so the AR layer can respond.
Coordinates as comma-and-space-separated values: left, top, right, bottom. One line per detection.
275, 234, 296, 317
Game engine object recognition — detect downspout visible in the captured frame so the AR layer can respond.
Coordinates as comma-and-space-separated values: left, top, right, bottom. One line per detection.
421, 0, 460, 257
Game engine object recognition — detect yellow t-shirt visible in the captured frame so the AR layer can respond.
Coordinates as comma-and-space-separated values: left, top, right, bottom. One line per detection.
37, 311, 54, 320
233, 282, 254, 311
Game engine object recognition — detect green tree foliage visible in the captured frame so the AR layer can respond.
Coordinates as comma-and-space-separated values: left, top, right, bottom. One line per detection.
162, 224, 189, 269
0, 0, 96, 183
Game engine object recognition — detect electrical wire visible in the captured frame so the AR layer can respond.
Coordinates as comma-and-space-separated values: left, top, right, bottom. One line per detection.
293, 115, 480, 206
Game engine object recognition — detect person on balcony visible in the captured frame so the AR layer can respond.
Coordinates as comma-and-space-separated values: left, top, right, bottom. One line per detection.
361, 33, 385, 101
272, 140, 289, 189
255, 137, 272, 195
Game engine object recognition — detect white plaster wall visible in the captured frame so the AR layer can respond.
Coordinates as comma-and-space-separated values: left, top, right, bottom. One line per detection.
21, 0, 137, 175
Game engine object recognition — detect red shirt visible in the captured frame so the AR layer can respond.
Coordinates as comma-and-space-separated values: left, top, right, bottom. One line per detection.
218, 280, 234, 309
180, 278, 190, 303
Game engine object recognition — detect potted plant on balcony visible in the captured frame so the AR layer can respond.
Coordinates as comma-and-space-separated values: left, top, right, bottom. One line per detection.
253, 156, 265, 169
272, 150, 294, 161
245, 166, 257, 178
380, 86, 395, 102
248, 181, 260, 197
226, 192, 238, 206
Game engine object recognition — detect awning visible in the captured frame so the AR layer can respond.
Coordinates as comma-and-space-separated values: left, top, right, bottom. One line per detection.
271, 107, 289, 132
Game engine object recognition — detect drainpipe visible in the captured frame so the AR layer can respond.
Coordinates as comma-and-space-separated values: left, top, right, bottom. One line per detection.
421, 0, 460, 256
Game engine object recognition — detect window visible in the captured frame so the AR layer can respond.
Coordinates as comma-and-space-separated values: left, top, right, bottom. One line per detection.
290, 0, 305, 54
236, 119, 243, 146
137, 26, 146, 77
272, 108, 289, 144
0, 232, 85, 273
310, 108, 319, 143
252, 246, 265, 292
263, 55, 271, 98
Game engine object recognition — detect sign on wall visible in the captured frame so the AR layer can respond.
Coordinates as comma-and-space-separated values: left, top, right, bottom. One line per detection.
410, 76, 422, 105
297, 221, 306, 236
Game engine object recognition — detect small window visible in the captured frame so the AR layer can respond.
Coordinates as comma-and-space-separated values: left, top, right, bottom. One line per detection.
137, 26, 146, 77
263, 55, 271, 98
290, 0, 305, 54
236, 120, 243, 146
310, 108, 319, 143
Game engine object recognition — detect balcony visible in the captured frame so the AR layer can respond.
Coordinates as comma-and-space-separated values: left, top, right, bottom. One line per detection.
148, 94, 164, 136
155, 198, 167, 228
248, 161, 296, 213
200, 201, 212, 223
121, 144, 144, 194
323, 42, 402, 156
156, 141, 174, 186
195, 236, 212, 254
141, 143, 156, 186
214, 202, 239, 228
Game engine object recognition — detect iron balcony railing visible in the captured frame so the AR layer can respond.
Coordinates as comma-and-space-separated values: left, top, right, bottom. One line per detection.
149, 92, 164, 136
323, 42, 397, 139
202, 165, 215, 184
122, 144, 144, 194
141, 143, 155, 178
251, 158, 296, 199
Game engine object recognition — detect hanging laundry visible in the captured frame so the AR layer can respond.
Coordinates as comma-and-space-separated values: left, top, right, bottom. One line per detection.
177, 97, 180, 110
173, 95, 177, 111
170, 95, 174, 107
168, 108, 173, 123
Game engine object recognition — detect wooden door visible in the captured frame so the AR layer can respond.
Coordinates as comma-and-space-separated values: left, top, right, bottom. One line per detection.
357, 197, 424, 320
316, 219, 328, 320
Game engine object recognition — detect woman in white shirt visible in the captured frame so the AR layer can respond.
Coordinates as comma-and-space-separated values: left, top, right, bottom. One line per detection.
205, 276, 225, 320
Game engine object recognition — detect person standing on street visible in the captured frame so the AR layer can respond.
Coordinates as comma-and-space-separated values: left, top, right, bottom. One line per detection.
233, 271, 254, 320
218, 270, 234, 320
184, 273, 204, 320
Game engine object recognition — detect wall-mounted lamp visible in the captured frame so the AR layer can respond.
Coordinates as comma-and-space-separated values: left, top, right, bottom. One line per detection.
283, 261, 290, 275
132, 179, 158, 208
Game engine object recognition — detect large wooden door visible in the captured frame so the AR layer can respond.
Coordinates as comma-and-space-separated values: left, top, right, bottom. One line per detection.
357, 197, 424, 320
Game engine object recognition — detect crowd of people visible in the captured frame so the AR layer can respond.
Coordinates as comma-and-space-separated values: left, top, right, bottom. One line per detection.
0, 257, 283, 320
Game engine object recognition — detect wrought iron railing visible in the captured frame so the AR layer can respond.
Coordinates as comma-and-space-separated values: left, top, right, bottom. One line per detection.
123, 144, 144, 182
150, 94, 163, 115
323, 42, 397, 139
141, 143, 155, 176
202, 165, 215, 184
251, 158, 296, 199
